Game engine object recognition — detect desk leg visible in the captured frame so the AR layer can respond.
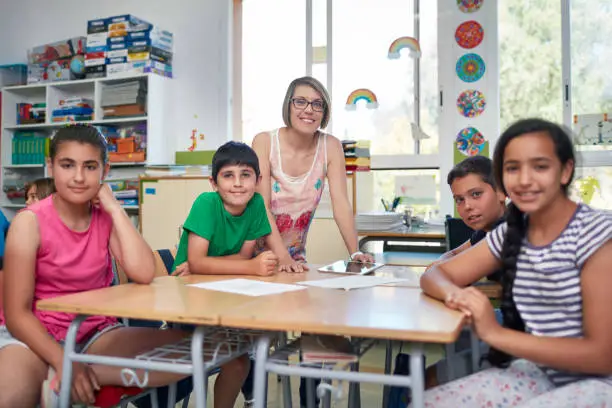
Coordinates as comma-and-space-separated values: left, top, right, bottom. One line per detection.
278, 332, 293, 408
470, 328, 480, 373
347, 361, 361, 408
444, 343, 455, 383
166, 382, 177, 408
409, 343, 425, 408
191, 326, 207, 408
254, 336, 271, 408
381, 340, 393, 408
59, 315, 86, 408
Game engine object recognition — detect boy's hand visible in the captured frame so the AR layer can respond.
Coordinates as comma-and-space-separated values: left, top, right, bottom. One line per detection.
278, 255, 309, 273
171, 262, 190, 277
253, 251, 279, 276
95, 184, 122, 215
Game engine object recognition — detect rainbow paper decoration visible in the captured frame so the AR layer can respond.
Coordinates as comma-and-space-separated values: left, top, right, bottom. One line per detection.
387, 36, 422, 59
345, 89, 379, 110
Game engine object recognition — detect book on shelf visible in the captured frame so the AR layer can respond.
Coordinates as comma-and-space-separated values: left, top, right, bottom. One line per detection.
300, 335, 358, 364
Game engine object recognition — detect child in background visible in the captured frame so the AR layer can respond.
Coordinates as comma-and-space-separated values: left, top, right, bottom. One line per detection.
439, 156, 507, 266
420, 118, 612, 406
25, 177, 56, 206
0, 125, 248, 408
171, 141, 278, 277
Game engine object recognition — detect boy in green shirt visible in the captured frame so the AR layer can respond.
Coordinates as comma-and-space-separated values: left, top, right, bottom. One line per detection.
172, 141, 278, 276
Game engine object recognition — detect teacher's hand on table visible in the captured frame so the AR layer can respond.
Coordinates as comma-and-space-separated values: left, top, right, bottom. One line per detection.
278, 255, 309, 273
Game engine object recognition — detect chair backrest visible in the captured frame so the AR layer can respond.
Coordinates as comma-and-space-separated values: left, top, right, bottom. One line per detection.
114, 248, 178, 285
444, 216, 474, 251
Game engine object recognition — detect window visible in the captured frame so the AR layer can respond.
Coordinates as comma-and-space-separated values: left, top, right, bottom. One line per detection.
241, 0, 306, 146
331, 0, 438, 155
240, 0, 438, 157
499, 0, 563, 131
570, 0, 612, 117
570, 167, 612, 211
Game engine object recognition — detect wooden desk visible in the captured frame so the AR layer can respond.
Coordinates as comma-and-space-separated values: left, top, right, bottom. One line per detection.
38, 271, 464, 408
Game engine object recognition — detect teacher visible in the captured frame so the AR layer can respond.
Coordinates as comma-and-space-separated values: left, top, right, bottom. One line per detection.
252, 76, 374, 272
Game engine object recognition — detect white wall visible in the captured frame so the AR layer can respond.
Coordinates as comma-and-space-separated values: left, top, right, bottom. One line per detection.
0, 0, 233, 153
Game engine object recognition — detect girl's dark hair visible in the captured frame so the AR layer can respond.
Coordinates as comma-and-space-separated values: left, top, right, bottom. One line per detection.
49, 124, 108, 164
25, 177, 56, 200
487, 118, 576, 367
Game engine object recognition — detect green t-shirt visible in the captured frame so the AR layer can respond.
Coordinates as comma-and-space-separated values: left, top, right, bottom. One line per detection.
172, 192, 271, 270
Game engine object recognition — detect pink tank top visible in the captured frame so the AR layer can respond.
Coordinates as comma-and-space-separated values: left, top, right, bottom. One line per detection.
0, 196, 117, 344
261, 129, 328, 262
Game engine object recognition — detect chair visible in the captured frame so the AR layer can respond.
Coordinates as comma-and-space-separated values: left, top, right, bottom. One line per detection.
111, 248, 193, 408
444, 216, 474, 251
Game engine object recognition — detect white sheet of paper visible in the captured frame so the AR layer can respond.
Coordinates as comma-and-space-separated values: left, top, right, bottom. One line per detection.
296, 275, 411, 291
188, 279, 307, 297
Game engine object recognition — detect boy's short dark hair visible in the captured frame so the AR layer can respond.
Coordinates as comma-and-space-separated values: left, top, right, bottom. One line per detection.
49, 124, 108, 164
447, 155, 495, 188
212, 141, 260, 182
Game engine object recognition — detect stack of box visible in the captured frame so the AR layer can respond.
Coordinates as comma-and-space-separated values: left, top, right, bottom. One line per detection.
16, 103, 46, 124
86, 15, 173, 79
51, 97, 94, 123
342, 140, 371, 172
27, 38, 86, 83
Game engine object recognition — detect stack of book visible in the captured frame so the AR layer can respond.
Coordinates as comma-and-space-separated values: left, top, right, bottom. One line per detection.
11, 131, 48, 165
342, 140, 371, 172
86, 14, 173, 79
51, 97, 94, 122
101, 79, 147, 119
16, 103, 46, 124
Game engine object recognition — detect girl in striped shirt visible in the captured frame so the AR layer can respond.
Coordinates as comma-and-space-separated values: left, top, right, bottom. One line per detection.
420, 118, 612, 407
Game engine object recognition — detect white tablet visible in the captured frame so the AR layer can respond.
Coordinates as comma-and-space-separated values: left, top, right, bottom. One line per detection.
318, 260, 385, 275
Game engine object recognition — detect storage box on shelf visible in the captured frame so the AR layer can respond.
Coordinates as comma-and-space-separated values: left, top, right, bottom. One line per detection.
1, 73, 173, 217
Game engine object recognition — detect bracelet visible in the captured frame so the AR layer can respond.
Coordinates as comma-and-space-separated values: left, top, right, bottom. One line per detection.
350, 251, 364, 260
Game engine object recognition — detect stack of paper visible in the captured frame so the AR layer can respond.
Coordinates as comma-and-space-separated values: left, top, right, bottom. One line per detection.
355, 212, 404, 231
188, 279, 306, 297
300, 335, 358, 363
297, 275, 411, 291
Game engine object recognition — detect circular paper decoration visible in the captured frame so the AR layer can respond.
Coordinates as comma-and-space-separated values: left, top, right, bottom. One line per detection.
456, 53, 486, 83
456, 90, 486, 118
456, 127, 486, 156
455, 20, 484, 49
457, 0, 484, 13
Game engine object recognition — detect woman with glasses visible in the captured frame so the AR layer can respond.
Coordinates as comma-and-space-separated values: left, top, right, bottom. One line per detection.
248, 76, 374, 408
252, 76, 374, 272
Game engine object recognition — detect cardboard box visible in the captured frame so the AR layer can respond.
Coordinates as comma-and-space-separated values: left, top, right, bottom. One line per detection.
87, 18, 108, 34
86, 33, 108, 48
28, 37, 85, 64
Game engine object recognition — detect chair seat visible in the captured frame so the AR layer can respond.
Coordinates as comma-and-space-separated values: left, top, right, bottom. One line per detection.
94, 385, 144, 408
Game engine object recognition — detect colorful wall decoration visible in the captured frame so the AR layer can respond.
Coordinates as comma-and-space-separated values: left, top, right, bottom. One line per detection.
387, 36, 421, 59
456, 89, 486, 118
345, 88, 379, 110
455, 21, 484, 49
457, 0, 484, 13
456, 53, 485, 82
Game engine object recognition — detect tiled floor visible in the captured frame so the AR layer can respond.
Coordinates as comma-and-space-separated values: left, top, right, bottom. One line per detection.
160, 341, 446, 407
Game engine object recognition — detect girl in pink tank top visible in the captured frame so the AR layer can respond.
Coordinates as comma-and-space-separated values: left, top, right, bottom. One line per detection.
0, 125, 247, 408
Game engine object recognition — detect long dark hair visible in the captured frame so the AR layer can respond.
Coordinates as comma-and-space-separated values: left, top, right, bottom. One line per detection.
487, 118, 575, 367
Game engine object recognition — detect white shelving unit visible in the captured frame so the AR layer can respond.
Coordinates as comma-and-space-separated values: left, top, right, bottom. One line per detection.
1, 73, 173, 218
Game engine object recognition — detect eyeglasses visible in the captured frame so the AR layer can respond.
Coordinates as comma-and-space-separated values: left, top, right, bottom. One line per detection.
291, 97, 325, 112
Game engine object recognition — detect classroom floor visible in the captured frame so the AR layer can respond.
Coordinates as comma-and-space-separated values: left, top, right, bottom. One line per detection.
147, 341, 445, 407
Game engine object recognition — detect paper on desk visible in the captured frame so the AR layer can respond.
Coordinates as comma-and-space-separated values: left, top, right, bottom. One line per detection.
296, 275, 411, 291
188, 279, 306, 297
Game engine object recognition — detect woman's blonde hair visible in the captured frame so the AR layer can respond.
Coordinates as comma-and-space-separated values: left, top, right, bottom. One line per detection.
282, 76, 331, 129
25, 177, 55, 200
